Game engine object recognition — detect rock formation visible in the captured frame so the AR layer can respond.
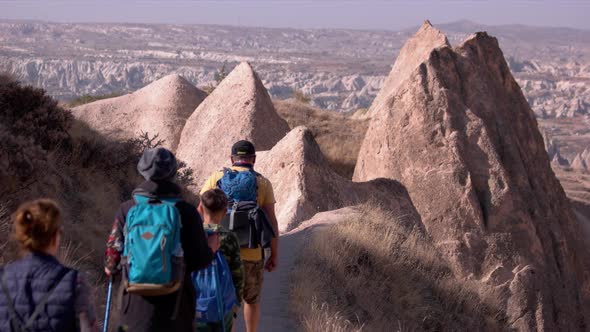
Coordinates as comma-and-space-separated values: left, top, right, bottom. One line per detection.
73, 74, 206, 150
571, 153, 588, 173
363, 21, 450, 118
354, 22, 589, 330
176, 62, 290, 187
579, 148, 590, 170
257, 126, 422, 232
551, 151, 570, 168
542, 130, 557, 160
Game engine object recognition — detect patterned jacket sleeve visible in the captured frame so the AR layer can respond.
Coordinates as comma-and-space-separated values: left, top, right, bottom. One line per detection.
221, 231, 245, 305
104, 204, 127, 274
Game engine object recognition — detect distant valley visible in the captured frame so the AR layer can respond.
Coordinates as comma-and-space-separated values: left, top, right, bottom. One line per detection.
1, 19, 588, 119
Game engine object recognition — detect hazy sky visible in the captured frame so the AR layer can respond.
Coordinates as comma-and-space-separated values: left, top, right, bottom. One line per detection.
1, 0, 589, 31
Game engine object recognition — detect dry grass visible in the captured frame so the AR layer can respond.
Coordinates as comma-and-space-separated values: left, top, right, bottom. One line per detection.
67, 92, 125, 108
0, 202, 14, 265
302, 298, 364, 332
291, 204, 506, 331
58, 240, 94, 271
274, 99, 368, 179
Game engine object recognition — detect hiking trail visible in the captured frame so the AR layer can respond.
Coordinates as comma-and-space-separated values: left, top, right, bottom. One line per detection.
234, 208, 355, 331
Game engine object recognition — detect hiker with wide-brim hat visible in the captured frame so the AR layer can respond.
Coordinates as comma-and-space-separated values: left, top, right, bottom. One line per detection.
0, 199, 97, 332
104, 147, 219, 331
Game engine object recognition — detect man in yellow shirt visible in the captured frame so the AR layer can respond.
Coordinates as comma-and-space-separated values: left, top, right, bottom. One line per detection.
200, 140, 279, 332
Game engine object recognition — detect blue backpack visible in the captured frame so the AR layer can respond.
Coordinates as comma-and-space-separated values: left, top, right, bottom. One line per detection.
122, 195, 184, 296
217, 168, 258, 203
217, 168, 262, 248
192, 251, 238, 323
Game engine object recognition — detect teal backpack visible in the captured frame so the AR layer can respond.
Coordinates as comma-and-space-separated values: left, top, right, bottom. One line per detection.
122, 194, 184, 296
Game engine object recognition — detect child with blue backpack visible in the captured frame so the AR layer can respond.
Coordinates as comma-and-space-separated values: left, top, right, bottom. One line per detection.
193, 189, 244, 332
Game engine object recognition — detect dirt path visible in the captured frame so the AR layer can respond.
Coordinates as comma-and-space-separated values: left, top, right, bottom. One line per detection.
235, 207, 357, 332
234, 231, 302, 331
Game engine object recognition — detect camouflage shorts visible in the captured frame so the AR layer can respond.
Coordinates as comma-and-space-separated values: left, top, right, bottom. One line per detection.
243, 260, 264, 304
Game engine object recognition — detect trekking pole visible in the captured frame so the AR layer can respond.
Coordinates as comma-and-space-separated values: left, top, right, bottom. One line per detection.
212, 253, 226, 332
103, 277, 113, 332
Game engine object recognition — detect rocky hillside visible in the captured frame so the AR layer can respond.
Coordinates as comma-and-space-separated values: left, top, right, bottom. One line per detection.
1, 20, 588, 116
355, 21, 589, 330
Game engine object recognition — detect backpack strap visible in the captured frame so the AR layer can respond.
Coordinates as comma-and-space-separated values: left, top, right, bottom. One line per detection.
229, 202, 239, 231
0, 269, 27, 331
133, 194, 179, 206
132, 194, 152, 205
216, 168, 233, 189
0, 266, 71, 331
248, 168, 261, 177
24, 267, 71, 328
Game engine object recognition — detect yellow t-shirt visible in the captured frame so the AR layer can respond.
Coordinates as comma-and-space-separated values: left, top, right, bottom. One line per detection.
200, 166, 275, 262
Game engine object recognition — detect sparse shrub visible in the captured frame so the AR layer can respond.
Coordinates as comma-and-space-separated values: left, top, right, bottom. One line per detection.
0, 77, 72, 150
67, 92, 124, 107
0, 77, 72, 194
131, 131, 165, 151
0, 123, 46, 189
292, 89, 311, 104
176, 161, 195, 188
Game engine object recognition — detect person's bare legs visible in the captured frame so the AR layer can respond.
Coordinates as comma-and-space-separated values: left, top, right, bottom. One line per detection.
244, 302, 261, 332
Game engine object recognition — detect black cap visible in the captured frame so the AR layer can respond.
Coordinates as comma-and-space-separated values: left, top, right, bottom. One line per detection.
231, 140, 256, 157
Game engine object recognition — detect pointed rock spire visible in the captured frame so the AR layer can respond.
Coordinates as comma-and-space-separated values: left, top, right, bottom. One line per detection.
176, 62, 290, 186
364, 20, 450, 118
354, 23, 589, 330
256, 126, 422, 232
73, 74, 207, 150
551, 151, 570, 168
571, 153, 587, 172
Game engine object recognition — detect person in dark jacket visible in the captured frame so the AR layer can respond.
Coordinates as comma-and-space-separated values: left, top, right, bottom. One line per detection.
0, 199, 97, 332
104, 147, 218, 332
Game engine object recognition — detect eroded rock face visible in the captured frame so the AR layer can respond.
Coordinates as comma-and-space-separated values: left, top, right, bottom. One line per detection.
176, 62, 290, 187
364, 21, 450, 118
354, 25, 590, 331
256, 126, 421, 232
571, 153, 588, 173
73, 74, 206, 151
552, 151, 570, 168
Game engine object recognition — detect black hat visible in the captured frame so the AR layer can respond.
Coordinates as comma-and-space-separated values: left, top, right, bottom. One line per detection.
137, 147, 178, 181
231, 140, 256, 157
